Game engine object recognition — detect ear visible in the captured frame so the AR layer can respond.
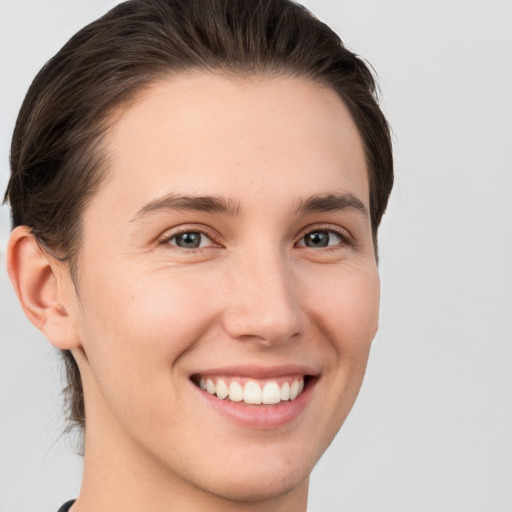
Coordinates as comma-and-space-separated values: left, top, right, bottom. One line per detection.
6, 226, 81, 350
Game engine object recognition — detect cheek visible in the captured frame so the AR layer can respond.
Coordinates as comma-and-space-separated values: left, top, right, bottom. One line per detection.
341, 269, 380, 351
73, 266, 225, 441
298, 263, 379, 450
304, 262, 380, 353
76, 265, 220, 389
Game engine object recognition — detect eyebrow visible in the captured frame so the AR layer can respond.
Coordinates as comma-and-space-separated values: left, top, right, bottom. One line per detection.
131, 191, 368, 222
130, 193, 242, 221
293, 192, 369, 217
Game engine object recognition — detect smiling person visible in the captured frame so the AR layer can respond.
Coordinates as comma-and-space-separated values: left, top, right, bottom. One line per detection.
4, 0, 393, 511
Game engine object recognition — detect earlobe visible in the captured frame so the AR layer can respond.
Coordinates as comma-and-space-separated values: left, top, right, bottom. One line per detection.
6, 226, 81, 350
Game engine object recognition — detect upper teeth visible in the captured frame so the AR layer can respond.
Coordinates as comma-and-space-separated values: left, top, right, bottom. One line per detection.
199, 377, 305, 405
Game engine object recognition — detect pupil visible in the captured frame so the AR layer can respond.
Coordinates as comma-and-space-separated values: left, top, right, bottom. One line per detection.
305, 231, 329, 247
177, 232, 201, 248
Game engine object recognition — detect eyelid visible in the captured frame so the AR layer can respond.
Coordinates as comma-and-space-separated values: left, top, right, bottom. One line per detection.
155, 222, 353, 250
157, 224, 221, 249
295, 223, 353, 247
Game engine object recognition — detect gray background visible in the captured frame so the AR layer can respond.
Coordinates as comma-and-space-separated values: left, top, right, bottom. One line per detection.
1, 1, 511, 511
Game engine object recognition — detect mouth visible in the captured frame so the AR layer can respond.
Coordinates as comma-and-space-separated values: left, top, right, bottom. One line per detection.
190, 374, 314, 406
189, 366, 319, 428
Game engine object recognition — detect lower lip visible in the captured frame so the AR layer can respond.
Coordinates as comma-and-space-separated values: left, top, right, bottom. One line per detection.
193, 379, 316, 429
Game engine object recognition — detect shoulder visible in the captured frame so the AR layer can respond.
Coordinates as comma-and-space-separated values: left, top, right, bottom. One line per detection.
57, 500, 76, 512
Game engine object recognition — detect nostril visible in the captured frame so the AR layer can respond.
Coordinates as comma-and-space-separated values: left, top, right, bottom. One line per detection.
221, 309, 303, 345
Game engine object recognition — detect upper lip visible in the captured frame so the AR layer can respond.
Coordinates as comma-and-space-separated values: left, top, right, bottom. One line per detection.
190, 364, 320, 379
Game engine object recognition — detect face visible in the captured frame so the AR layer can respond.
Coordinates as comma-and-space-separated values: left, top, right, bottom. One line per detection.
66, 73, 379, 504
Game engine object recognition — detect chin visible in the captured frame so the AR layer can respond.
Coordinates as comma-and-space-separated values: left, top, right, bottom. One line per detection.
201, 463, 311, 504
173, 435, 323, 505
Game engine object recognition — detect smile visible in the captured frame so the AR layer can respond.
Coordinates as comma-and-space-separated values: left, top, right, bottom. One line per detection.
195, 376, 306, 405
190, 367, 318, 428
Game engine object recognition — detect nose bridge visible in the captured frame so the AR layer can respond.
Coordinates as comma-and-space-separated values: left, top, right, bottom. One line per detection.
222, 246, 302, 343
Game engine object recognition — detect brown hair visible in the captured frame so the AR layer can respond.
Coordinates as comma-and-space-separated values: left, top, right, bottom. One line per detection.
4, 0, 393, 434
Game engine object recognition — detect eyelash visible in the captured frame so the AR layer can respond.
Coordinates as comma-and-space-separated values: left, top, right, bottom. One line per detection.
158, 225, 351, 252
296, 224, 351, 251
158, 226, 220, 252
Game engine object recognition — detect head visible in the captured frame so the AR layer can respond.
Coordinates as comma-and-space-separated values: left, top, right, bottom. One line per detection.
5, 0, 393, 506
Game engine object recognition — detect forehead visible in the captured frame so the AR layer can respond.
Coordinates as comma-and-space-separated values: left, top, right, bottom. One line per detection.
92, 73, 368, 216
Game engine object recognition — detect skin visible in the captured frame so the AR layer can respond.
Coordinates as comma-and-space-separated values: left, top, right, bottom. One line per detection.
8, 73, 380, 512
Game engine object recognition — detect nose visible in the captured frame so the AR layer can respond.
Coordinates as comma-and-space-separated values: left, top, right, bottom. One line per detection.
221, 249, 303, 345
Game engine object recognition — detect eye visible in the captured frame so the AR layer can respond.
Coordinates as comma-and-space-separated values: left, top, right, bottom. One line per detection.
297, 229, 345, 248
166, 231, 214, 249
